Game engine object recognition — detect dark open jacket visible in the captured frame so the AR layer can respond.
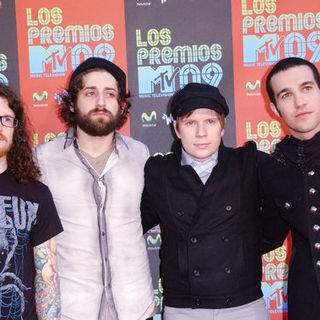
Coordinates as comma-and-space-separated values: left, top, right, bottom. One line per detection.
141, 140, 268, 309
260, 132, 320, 320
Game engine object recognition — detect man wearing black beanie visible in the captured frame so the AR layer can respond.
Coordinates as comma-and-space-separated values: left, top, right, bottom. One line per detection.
34, 57, 155, 320
141, 82, 270, 320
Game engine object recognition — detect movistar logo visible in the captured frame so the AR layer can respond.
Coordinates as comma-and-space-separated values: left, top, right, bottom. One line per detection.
141, 111, 157, 122
147, 234, 162, 245
33, 91, 48, 102
246, 80, 261, 92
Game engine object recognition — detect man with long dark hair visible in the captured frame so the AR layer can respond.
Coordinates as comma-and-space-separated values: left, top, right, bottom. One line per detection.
34, 57, 155, 320
0, 83, 63, 319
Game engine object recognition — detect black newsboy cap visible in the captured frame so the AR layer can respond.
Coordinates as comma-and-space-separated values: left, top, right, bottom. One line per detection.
69, 57, 126, 93
170, 82, 229, 119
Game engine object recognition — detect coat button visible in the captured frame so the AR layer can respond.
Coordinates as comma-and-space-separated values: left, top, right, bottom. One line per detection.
314, 225, 320, 232
315, 243, 320, 250
309, 188, 316, 195
193, 269, 200, 277
316, 260, 320, 268
308, 170, 315, 176
310, 206, 318, 214
224, 267, 231, 274
190, 237, 198, 244
221, 236, 229, 242
226, 298, 233, 305
284, 202, 290, 210
194, 298, 201, 306
177, 210, 185, 216
225, 205, 232, 212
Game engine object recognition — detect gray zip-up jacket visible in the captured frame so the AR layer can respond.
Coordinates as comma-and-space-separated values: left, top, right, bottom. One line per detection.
34, 128, 155, 320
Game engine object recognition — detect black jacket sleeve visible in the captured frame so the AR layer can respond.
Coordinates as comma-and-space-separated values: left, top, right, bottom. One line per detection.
141, 156, 161, 233
258, 159, 290, 254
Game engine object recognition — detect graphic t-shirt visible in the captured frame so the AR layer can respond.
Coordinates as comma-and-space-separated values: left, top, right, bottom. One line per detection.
0, 170, 63, 319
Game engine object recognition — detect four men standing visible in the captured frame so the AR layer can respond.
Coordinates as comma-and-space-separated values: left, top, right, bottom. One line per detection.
2, 55, 320, 319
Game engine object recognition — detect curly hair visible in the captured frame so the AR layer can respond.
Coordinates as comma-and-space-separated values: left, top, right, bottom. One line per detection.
0, 84, 40, 184
59, 67, 131, 129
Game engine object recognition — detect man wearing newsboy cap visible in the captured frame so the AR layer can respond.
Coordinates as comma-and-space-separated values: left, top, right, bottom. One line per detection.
141, 83, 271, 320
34, 57, 156, 320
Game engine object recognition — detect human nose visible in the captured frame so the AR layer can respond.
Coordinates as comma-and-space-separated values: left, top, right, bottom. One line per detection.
294, 92, 306, 108
96, 92, 106, 107
196, 122, 207, 137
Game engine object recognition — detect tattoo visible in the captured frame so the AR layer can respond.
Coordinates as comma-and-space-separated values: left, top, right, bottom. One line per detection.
34, 238, 61, 320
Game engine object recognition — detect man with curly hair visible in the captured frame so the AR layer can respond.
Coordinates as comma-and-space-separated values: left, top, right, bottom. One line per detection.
34, 57, 155, 320
0, 83, 63, 319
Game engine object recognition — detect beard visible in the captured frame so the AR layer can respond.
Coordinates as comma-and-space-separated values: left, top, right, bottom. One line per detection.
0, 133, 12, 158
74, 106, 122, 137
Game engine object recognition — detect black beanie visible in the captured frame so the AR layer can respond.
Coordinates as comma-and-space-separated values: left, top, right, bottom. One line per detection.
69, 57, 126, 93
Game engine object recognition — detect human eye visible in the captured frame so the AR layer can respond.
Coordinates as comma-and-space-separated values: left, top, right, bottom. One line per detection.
280, 92, 291, 100
2, 116, 14, 126
185, 120, 194, 126
84, 89, 95, 97
207, 118, 217, 124
105, 90, 117, 98
303, 85, 313, 92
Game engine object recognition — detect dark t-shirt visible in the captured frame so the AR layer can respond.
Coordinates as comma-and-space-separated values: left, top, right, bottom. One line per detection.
0, 170, 63, 319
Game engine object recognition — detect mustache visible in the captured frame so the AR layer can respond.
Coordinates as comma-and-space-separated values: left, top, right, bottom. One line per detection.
0, 133, 7, 142
88, 108, 112, 116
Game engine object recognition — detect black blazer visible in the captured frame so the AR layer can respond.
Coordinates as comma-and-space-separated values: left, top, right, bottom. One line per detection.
141, 141, 267, 309
260, 134, 320, 320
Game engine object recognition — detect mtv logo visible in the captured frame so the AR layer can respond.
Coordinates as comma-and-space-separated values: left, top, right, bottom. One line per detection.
243, 34, 282, 64
138, 65, 177, 95
0, 74, 8, 85
261, 281, 288, 310
0, 53, 7, 72
29, 45, 70, 76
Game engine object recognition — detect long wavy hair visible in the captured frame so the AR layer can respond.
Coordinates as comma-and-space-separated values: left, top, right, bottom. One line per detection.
0, 84, 40, 184
59, 67, 131, 129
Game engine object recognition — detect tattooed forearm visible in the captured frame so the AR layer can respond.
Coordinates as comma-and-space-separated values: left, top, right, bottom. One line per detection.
34, 238, 61, 320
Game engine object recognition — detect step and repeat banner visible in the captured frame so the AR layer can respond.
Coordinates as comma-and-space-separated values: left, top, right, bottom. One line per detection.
2, 0, 320, 319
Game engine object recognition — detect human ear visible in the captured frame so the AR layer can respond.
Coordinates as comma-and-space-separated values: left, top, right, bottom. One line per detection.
270, 103, 281, 117
173, 120, 181, 139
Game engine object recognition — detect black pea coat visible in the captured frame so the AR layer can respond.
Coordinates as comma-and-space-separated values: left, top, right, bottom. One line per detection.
141, 140, 268, 309
260, 134, 320, 320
